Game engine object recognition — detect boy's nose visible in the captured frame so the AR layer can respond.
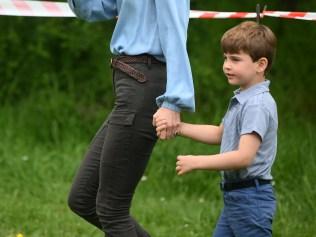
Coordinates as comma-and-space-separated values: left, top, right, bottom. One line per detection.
223, 62, 231, 71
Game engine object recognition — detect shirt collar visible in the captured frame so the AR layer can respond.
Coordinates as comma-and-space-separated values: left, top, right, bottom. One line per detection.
232, 80, 270, 105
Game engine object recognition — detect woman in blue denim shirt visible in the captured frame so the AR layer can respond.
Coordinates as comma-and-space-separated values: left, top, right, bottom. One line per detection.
67, 1, 195, 236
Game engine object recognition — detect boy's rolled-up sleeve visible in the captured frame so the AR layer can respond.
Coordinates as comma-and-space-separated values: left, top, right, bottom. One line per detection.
240, 105, 270, 141
68, 0, 117, 22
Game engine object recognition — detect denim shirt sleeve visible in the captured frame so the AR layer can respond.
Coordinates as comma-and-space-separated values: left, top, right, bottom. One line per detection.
155, 0, 195, 112
68, 0, 117, 21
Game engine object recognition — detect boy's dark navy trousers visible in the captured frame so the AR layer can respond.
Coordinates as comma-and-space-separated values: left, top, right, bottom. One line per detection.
68, 55, 166, 237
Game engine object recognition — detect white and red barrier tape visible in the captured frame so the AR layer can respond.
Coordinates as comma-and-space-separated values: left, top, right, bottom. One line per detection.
263, 11, 316, 21
0, 0, 75, 17
0, 0, 316, 21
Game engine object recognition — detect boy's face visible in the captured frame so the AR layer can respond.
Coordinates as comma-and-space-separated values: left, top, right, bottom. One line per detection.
223, 51, 266, 90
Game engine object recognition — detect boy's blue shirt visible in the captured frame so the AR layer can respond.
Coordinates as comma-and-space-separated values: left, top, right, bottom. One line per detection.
220, 80, 278, 182
68, 0, 195, 112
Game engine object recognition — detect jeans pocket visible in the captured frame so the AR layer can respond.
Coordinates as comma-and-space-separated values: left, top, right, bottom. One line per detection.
102, 111, 136, 167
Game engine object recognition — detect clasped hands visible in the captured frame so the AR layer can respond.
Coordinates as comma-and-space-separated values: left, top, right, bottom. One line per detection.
152, 107, 180, 140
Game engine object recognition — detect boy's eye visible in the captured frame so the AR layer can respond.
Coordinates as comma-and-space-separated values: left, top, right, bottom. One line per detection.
231, 57, 241, 62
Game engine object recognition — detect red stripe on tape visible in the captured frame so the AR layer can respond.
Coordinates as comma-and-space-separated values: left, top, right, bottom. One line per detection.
13, 0, 32, 12
230, 12, 249, 18
288, 12, 307, 18
199, 12, 217, 19
43, 2, 61, 14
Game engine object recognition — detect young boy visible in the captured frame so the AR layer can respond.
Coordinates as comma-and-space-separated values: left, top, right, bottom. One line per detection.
156, 21, 278, 237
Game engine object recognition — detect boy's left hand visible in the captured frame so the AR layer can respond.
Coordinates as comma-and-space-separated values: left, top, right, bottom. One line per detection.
176, 155, 196, 175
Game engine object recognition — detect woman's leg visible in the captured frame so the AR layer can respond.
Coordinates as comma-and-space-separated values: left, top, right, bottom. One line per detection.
68, 121, 108, 229
68, 121, 153, 236
97, 60, 166, 237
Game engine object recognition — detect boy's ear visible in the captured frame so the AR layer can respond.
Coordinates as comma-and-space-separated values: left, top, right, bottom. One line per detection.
256, 57, 268, 73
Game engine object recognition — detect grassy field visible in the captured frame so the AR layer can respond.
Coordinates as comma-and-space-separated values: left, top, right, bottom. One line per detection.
0, 91, 315, 237
2, 2, 316, 235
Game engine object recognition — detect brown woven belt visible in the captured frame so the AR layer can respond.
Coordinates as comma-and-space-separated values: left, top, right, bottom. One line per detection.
110, 55, 163, 83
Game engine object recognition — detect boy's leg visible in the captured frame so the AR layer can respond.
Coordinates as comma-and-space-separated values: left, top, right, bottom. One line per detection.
213, 210, 235, 237
226, 185, 276, 237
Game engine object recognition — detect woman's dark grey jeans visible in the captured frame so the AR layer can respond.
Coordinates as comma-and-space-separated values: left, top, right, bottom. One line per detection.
68, 55, 166, 237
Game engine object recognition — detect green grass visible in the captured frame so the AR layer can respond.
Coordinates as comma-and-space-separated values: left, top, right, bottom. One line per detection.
0, 93, 315, 237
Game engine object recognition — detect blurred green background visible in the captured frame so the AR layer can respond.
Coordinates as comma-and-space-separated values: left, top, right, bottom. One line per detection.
0, 0, 315, 236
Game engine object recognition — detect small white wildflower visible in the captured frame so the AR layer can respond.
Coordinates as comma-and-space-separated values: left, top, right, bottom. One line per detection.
199, 198, 205, 203
141, 176, 147, 182
21, 156, 29, 161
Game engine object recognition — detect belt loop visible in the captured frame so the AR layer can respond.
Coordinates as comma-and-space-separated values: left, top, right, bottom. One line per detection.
220, 181, 224, 191
254, 179, 260, 191
112, 66, 116, 94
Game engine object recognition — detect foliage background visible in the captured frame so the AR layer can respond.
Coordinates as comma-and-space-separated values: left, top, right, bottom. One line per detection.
0, 0, 315, 236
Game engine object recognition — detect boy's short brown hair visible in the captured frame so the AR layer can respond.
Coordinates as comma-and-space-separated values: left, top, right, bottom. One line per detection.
221, 21, 277, 72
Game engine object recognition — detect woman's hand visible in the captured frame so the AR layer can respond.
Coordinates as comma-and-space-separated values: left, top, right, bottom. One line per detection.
155, 118, 167, 138
155, 117, 180, 139
153, 108, 180, 140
